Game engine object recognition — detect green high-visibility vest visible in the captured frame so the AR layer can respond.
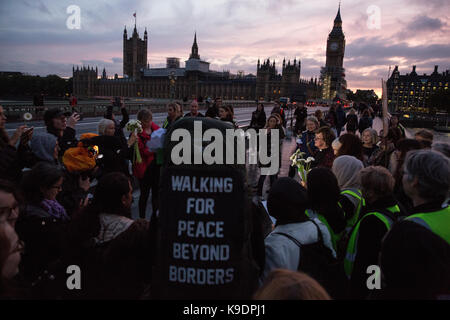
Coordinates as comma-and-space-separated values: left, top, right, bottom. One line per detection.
405, 206, 450, 244
305, 209, 342, 252
344, 205, 400, 279
339, 189, 366, 231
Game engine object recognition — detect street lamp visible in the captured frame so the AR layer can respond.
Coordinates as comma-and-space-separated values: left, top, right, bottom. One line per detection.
169, 71, 177, 101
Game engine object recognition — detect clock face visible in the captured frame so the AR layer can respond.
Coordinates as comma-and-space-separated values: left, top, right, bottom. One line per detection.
330, 42, 339, 51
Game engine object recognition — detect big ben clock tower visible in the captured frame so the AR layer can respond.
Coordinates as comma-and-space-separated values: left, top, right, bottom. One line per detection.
321, 4, 347, 100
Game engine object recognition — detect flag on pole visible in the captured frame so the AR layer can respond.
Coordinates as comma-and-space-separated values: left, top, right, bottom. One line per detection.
133, 12, 136, 17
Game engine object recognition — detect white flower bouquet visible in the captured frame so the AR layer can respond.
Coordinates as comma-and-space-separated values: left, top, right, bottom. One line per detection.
126, 120, 143, 164
290, 149, 314, 182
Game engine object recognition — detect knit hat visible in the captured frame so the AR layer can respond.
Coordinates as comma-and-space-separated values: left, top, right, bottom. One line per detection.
30, 132, 57, 162
63, 133, 99, 173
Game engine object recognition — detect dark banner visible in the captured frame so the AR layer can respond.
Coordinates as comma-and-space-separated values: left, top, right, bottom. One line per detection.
157, 165, 249, 299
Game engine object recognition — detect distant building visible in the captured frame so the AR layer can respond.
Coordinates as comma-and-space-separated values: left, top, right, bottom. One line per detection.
387, 65, 450, 113
73, 27, 321, 101
0, 71, 23, 77
320, 5, 347, 101
123, 24, 147, 79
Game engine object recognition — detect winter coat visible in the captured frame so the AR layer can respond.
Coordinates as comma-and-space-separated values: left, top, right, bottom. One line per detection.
262, 218, 336, 281
15, 203, 70, 284
74, 214, 152, 299
346, 114, 358, 132
250, 110, 266, 130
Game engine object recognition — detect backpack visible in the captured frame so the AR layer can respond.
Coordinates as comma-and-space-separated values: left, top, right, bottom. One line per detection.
273, 219, 346, 299
152, 117, 261, 299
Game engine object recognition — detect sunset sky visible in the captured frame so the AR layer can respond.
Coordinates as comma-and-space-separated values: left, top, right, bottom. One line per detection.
1, 0, 449, 97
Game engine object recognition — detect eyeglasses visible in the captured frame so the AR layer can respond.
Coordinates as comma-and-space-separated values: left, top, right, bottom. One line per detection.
0, 204, 19, 225
51, 185, 63, 191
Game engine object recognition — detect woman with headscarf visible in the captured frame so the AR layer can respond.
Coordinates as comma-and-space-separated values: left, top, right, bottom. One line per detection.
29, 132, 60, 166
332, 156, 365, 239
262, 177, 337, 296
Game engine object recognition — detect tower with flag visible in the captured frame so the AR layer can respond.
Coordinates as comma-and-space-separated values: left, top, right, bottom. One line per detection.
123, 12, 147, 79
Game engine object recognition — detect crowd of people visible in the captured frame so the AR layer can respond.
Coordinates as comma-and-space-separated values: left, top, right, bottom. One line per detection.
0, 98, 449, 300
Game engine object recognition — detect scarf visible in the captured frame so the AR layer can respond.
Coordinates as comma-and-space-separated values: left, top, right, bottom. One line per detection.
40, 199, 70, 221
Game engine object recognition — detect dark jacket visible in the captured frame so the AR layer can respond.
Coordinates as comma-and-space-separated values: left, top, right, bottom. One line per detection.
336, 106, 346, 127
349, 195, 400, 299
15, 204, 70, 284
57, 170, 89, 218
325, 110, 337, 128
0, 143, 34, 183
106, 106, 129, 148
346, 114, 358, 132
313, 147, 335, 169
84, 135, 131, 177
250, 110, 266, 130
205, 105, 219, 118
358, 116, 373, 134
374, 201, 450, 300
299, 130, 317, 158
67, 215, 152, 299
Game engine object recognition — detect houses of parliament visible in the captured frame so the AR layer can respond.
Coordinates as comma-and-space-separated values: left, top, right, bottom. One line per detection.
72, 8, 347, 102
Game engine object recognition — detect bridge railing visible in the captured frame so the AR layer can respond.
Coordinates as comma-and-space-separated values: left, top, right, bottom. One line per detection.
2, 100, 271, 122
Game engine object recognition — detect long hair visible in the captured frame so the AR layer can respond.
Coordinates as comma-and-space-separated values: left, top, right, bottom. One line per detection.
336, 134, 364, 161
219, 105, 233, 122
265, 115, 278, 129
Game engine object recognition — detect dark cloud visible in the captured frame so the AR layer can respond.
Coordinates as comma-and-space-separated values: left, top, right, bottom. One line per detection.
410, 0, 450, 8
394, 15, 448, 39
347, 36, 450, 62
407, 15, 445, 31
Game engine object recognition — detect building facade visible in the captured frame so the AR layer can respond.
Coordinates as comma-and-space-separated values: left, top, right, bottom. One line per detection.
73, 27, 321, 102
387, 65, 449, 113
320, 5, 347, 101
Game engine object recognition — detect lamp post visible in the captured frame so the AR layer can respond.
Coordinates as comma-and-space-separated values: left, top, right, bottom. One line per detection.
169, 71, 177, 101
